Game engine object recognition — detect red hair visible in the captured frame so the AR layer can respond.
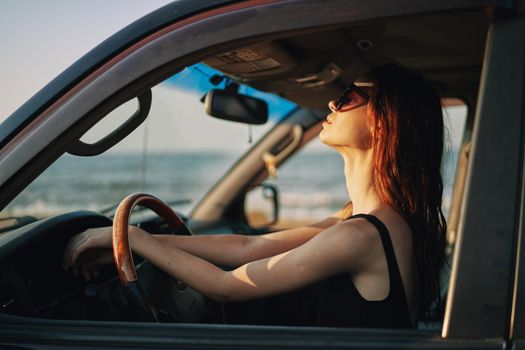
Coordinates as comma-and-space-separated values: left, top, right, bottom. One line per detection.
366, 63, 446, 320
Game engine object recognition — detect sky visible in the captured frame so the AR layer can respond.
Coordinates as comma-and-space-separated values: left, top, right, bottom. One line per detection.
0, 0, 173, 121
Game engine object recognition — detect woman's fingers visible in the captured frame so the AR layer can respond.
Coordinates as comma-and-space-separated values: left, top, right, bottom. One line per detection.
64, 235, 89, 269
71, 249, 113, 280
63, 226, 121, 281
63, 239, 80, 269
63, 227, 112, 269
62, 233, 84, 268
63, 230, 95, 268
68, 241, 91, 269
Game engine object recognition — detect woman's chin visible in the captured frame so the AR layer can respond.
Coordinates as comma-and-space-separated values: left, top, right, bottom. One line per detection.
318, 134, 346, 152
319, 129, 328, 143
319, 131, 333, 147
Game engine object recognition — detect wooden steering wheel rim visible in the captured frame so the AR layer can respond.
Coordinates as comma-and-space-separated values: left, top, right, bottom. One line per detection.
112, 193, 189, 285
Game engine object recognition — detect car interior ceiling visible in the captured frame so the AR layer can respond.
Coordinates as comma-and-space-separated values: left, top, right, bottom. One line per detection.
203, 10, 489, 109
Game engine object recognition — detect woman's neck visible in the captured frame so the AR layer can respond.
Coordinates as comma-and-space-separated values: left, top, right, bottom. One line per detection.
339, 148, 384, 215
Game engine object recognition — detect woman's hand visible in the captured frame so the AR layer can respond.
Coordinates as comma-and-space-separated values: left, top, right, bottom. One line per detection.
62, 226, 115, 280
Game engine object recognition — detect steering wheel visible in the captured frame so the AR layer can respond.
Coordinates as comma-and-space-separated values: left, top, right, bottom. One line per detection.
112, 193, 193, 322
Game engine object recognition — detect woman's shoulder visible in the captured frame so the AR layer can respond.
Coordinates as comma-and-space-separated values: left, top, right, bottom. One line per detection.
345, 208, 412, 242
369, 209, 413, 251
317, 216, 385, 271
325, 209, 412, 265
332, 215, 381, 241
354, 209, 414, 274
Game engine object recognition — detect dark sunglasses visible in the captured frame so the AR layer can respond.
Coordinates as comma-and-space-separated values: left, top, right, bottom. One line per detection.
334, 82, 374, 112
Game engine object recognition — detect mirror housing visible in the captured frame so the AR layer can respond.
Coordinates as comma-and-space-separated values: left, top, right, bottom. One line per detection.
245, 183, 279, 227
204, 89, 268, 124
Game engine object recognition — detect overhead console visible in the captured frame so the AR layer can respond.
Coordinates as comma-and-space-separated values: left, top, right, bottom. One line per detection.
202, 35, 362, 109
203, 42, 297, 78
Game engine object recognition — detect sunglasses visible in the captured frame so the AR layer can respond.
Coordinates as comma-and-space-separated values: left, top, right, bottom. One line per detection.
334, 82, 374, 112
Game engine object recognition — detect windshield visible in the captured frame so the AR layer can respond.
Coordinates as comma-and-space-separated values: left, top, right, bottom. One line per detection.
0, 64, 296, 223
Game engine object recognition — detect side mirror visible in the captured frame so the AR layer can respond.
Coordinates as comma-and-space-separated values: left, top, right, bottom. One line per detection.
245, 183, 279, 227
204, 89, 268, 124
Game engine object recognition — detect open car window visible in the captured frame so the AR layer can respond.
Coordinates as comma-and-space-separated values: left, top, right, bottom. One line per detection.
0, 64, 295, 224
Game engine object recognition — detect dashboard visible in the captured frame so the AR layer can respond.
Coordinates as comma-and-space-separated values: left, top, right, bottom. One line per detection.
0, 210, 275, 324
0, 211, 114, 319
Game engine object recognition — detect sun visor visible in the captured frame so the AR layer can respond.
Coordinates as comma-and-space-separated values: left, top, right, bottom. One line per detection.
203, 42, 296, 78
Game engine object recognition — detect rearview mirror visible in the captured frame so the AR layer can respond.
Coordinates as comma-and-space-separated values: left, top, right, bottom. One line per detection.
204, 89, 268, 124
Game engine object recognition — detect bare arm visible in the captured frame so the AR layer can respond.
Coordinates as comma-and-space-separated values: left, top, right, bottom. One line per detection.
63, 212, 343, 278
153, 214, 341, 267
130, 219, 371, 302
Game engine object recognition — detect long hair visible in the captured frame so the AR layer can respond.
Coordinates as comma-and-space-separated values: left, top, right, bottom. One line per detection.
364, 63, 447, 320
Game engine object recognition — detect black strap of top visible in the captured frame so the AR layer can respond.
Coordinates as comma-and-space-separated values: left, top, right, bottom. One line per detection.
347, 213, 409, 303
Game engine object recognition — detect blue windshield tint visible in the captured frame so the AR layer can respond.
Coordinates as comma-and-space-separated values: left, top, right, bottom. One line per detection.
163, 63, 297, 122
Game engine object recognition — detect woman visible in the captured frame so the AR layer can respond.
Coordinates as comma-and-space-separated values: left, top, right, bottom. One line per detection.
63, 63, 446, 328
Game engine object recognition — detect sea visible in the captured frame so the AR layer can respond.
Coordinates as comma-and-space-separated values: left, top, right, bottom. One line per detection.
2, 148, 459, 222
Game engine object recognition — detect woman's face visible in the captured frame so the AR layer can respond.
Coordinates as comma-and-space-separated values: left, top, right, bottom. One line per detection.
319, 91, 373, 150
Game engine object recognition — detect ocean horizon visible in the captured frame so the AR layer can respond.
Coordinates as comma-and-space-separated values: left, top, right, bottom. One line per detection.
2, 148, 459, 222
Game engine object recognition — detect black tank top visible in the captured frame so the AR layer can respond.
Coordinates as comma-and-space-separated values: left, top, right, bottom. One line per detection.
267, 213, 413, 328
